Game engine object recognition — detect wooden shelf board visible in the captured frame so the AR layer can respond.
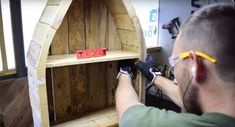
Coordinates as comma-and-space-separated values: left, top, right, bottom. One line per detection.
53, 107, 118, 127
46, 50, 139, 68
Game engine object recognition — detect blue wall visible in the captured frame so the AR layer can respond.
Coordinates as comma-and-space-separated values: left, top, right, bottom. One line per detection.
153, 0, 232, 65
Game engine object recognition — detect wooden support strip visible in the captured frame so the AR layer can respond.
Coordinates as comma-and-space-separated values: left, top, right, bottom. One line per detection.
46, 50, 140, 68
51, 66, 71, 122
0, 69, 16, 77
106, 12, 121, 51
40, 5, 60, 28
117, 29, 139, 47
106, 62, 118, 106
113, 14, 135, 31
39, 85, 50, 127
53, 108, 118, 127
104, 0, 127, 14
122, 43, 139, 52
47, 0, 62, 5
0, 2, 8, 71
50, 14, 69, 55
40, 0, 72, 29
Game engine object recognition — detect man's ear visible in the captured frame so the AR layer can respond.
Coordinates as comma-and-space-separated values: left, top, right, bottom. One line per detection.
189, 51, 207, 84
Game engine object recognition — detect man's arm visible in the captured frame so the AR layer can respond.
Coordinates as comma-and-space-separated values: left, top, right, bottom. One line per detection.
116, 74, 143, 119
135, 59, 184, 110
154, 76, 184, 109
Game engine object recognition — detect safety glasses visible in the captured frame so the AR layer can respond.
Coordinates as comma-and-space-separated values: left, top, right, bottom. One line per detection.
168, 51, 217, 73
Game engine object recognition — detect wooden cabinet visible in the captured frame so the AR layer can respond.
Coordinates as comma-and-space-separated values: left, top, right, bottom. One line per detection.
27, 0, 146, 126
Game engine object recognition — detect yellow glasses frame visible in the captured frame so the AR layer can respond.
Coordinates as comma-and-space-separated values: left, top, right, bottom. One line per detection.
168, 51, 217, 72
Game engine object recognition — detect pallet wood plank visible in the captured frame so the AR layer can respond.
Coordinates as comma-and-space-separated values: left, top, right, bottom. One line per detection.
40, 5, 59, 26
104, 0, 127, 14
47, 0, 62, 5
51, 14, 69, 55
122, 43, 139, 52
52, 67, 71, 122
85, 0, 109, 113
69, 65, 88, 117
107, 12, 121, 51
53, 108, 118, 127
113, 14, 135, 31
117, 29, 139, 47
106, 61, 118, 106
0, 78, 31, 127
40, 0, 72, 29
0, 2, 7, 71
45, 68, 55, 122
46, 50, 139, 68
87, 62, 107, 111
85, 0, 108, 49
67, 0, 89, 119
68, 0, 85, 53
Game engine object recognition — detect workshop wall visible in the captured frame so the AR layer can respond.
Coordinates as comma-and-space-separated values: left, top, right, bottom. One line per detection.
154, 0, 232, 65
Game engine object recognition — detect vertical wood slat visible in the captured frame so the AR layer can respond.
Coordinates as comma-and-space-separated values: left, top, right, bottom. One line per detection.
85, 0, 108, 111
52, 67, 71, 121
45, 69, 54, 122
0, 1, 8, 71
68, 0, 88, 118
107, 12, 121, 51
68, 0, 85, 53
50, 14, 69, 55
49, 6, 71, 123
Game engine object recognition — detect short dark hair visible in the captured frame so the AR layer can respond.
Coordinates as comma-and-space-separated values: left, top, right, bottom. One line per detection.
178, 3, 235, 82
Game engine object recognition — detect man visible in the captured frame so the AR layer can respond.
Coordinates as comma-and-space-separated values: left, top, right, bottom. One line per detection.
116, 3, 235, 127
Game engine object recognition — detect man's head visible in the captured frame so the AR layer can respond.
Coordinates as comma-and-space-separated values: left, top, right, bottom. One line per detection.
172, 3, 235, 114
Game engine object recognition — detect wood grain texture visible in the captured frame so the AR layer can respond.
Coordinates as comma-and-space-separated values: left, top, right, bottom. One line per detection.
0, 78, 32, 127
45, 68, 55, 122
68, 0, 85, 53
52, 67, 71, 122
0, 2, 7, 71
106, 12, 121, 51
85, 0, 108, 49
117, 29, 139, 47
46, 50, 139, 68
87, 62, 107, 111
53, 108, 118, 127
67, 0, 88, 119
50, 14, 69, 55
69, 65, 88, 117
113, 14, 135, 31
47, 0, 62, 5
106, 61, 118, 106
104, 0, 126, 14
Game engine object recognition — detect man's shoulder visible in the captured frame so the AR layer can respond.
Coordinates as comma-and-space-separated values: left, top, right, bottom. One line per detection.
120, 105, 235, 127
202, 112, 235, 127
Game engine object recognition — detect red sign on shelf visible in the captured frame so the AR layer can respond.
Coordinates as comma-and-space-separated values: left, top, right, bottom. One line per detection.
76, 48, 107, 59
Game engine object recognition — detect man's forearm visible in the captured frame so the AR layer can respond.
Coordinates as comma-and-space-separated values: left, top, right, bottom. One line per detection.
154, 76, 183, 108
116, 74, 142, 119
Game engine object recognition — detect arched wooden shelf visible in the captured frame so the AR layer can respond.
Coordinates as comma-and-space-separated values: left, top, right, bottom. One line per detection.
27, 0, 146, 127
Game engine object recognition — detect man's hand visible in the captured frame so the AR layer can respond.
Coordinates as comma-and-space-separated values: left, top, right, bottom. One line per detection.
116, 66, 142, 119
117, 66, 133, 81
135, 60, 161, 84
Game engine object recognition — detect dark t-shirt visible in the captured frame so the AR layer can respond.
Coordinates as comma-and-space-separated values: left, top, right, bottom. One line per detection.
120, 105, 235, 127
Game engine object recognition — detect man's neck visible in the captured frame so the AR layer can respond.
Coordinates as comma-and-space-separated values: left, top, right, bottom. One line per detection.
200, 82, 235, 118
